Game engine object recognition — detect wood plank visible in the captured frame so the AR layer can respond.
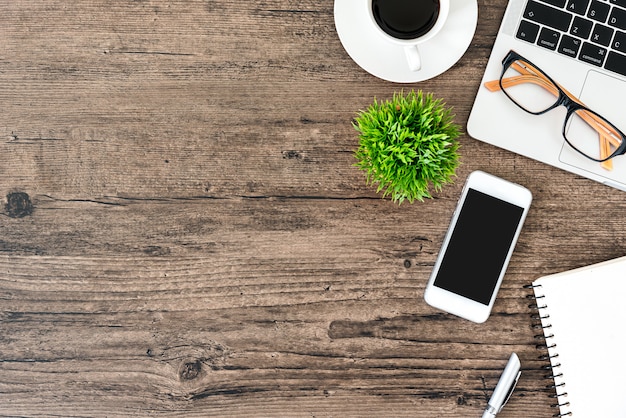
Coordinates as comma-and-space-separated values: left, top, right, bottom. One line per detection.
1, 0, 622, 416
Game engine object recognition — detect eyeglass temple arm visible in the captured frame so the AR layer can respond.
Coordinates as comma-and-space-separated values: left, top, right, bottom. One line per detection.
486, 61, 583, 102
485, 64, 616, 169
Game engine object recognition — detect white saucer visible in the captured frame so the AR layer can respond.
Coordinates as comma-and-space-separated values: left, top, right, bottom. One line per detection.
334, 0, 478, 83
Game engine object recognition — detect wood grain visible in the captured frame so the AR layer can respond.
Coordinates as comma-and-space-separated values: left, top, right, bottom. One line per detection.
2, 1, 625, 417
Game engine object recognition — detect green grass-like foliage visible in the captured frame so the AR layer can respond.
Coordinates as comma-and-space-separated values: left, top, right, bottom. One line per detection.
353, 90, 461, 204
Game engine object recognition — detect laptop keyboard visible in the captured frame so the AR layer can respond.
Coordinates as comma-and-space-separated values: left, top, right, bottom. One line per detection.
517, 0, 626, 77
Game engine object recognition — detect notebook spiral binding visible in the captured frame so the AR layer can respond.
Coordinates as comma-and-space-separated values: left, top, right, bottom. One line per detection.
523, 283, 573, 418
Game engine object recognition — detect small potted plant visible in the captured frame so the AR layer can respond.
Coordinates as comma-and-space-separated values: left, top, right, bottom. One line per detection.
353, 90, 461, 204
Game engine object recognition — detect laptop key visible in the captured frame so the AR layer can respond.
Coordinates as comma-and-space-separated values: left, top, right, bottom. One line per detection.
538, 27, 562, 49
612, 30, 626, 52
524, 1, 573, 32
587, 0, 610, 22
517, 20, 541, 43
610, 0, 626, 8
559, 34, 583, 56
566, 0, 591, 15
608, 7, 626, 30
579, 41, 608, 65
591, 23, 615, 46
570, 15, 594, 38
605, 50, 626, 76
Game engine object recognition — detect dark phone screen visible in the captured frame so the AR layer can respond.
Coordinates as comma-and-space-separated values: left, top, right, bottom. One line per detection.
433, 189, 524, 305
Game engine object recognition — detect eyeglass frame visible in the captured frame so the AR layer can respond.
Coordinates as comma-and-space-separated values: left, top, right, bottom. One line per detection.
496, 50, 626, 163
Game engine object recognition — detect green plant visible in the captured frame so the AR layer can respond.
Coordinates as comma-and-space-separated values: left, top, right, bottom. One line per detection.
353, 90, 461, 204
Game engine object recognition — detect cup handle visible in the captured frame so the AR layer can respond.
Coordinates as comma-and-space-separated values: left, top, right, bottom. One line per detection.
404, 45, 421, 72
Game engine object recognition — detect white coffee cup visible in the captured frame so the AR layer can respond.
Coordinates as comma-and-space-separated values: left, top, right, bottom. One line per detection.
368, 0, 450, 71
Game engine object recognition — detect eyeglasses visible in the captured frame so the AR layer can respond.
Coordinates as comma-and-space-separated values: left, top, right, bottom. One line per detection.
485, 50, 626, 171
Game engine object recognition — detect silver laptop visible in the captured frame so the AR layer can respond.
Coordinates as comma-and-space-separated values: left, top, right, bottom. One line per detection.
468, 0, 626, 191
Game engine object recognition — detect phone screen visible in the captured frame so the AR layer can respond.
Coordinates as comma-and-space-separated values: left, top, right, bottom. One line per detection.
433, 188, 525, 305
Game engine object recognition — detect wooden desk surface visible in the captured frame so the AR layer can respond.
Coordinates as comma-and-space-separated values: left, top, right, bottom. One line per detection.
2, 1, 624, 417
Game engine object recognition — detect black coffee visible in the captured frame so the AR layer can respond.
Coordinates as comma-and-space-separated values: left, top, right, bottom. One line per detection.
372, 0, 440, 40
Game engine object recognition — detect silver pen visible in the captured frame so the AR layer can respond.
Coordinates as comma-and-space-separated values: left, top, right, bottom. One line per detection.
482, 353, 521, 418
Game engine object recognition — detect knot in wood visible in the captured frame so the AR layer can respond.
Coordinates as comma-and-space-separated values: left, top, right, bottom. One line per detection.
179, 360, 202, 381
6, 192, 33, 218
282, 150, 302, 159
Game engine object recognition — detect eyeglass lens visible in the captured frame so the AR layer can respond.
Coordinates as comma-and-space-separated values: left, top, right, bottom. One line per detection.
501, 58, 623, 162
501, 59, 559, 114
565, 109, 623, 162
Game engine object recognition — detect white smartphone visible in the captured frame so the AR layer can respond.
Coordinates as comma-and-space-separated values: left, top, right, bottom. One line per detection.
424, 171, 532, 323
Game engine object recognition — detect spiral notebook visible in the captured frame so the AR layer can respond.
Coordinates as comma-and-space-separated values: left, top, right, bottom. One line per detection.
530, 256, 626, 417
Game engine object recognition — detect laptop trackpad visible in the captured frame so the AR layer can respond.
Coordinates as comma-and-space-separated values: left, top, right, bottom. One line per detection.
559, 70, 626, 186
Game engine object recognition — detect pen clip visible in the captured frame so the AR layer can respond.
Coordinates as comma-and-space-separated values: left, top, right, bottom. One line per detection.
498, 370, 521, 413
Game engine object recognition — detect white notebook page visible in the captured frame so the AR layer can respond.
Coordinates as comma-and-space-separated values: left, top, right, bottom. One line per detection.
533, 256, 626, 418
